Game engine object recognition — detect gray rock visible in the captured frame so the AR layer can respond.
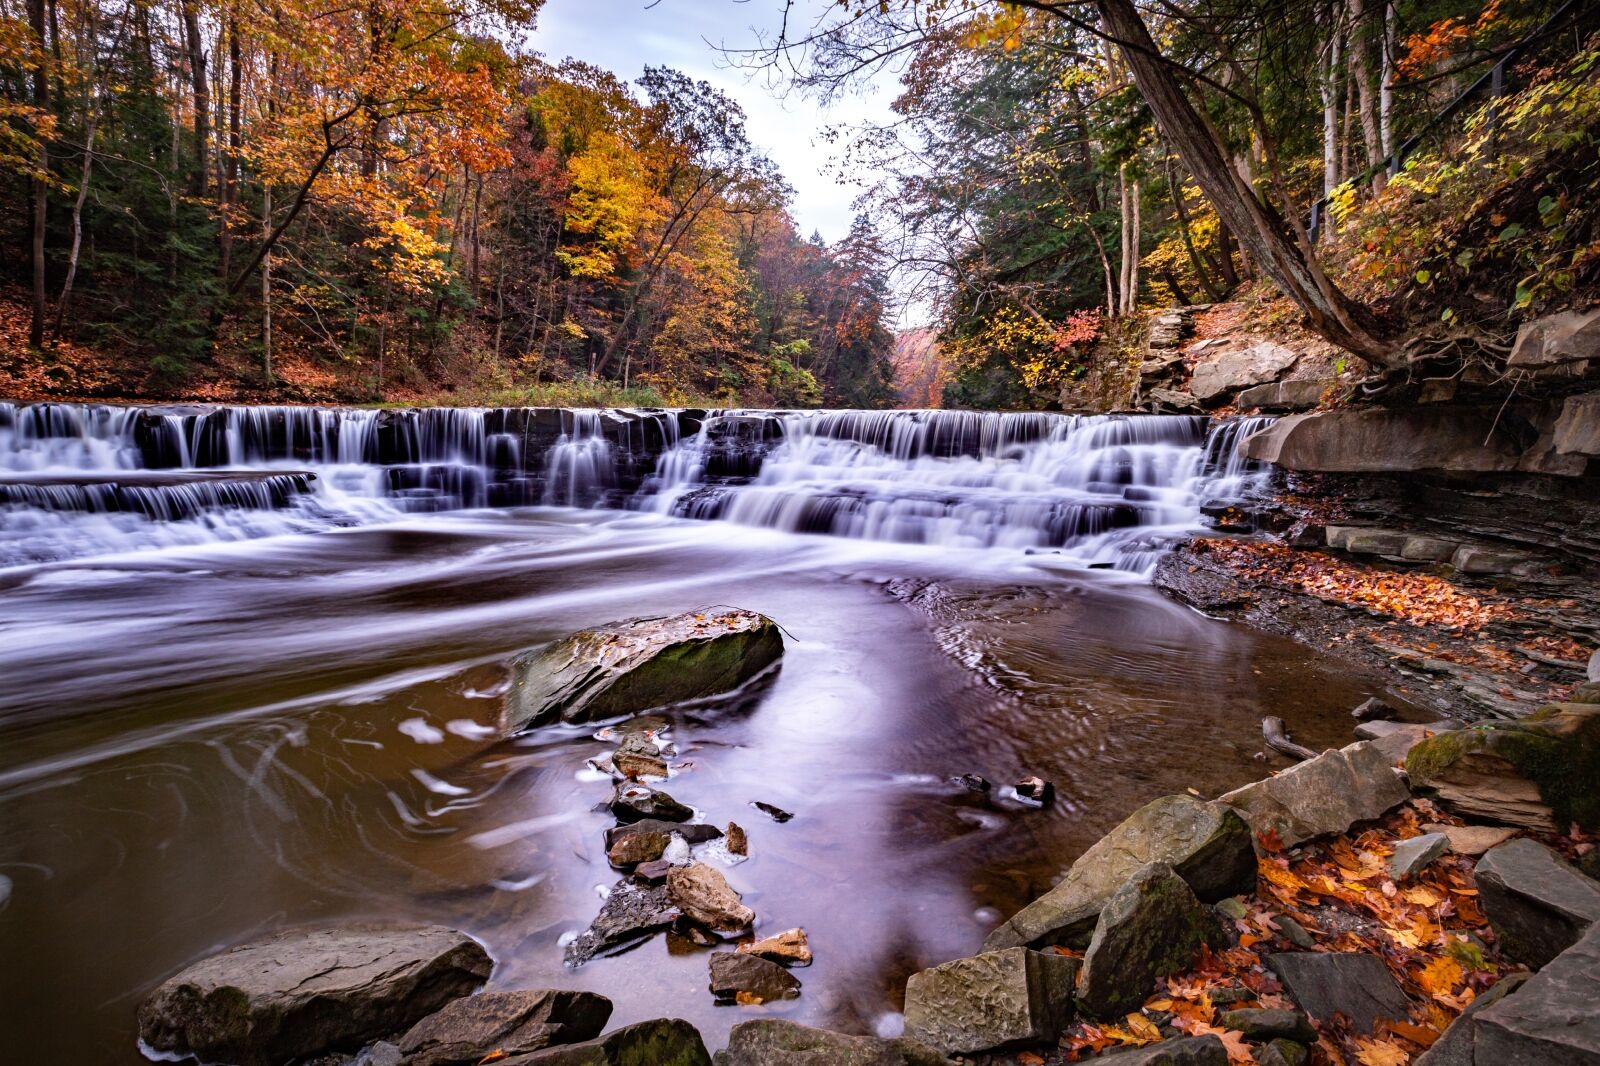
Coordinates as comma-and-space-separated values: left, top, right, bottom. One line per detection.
1354, 721, 1460, 763
1352, 697, 1400, 722
902, 947, 1078, 1054
358, 1042, 405, 1066
668, 863, 754, 932
1273, 915, 1316, 950
1237, 380, 1326, 412
707, 952, 801, 1003
1423, 823, 1516, 857
613, 733, 668, 779
137, 923, 492, 1066
1555, 394, 1600, 458
1592, 647, 1600, 682
1508, 309, 1600, 368
398, 990, 613, 1066
1239, 407, 1557, 474
564, 881, 680, 964
1217, 741, 1409, 848
714, 1019, 951, 1065
1265, 952, 1409, 1034
1474, 924, 1600, 1064
985, 794, 1255, 950
1387, 833, 1449, 880
1401, 535, 1461, 562
1081, 1035, 1228, 1064
503, 609, 783, 732
497, 1018, 711, 1065
1255, 1040, 1309, 1066
1476, 838, 1600, 968
1216, 1008, 1315, 1043
1148, 312, 1190, 350
1342, 530, 1409, 556
1148, 388, 1202, 412
1413, 971, 1530, 1066
1190, 342, 1299, 401
1451, 545, 1534, 575
605, 819, 720, 850
610, 784, 694, 824
1076, 863, 1221, 1018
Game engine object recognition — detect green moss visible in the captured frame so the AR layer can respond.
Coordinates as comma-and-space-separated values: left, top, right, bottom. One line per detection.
1405, 728, 1483, 781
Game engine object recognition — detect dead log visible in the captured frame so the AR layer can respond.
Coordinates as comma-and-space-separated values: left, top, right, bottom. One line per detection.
1263, 716, 1319, 762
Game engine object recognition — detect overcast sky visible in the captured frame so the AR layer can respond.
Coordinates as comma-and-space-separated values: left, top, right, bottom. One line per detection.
531, 0, 899, 245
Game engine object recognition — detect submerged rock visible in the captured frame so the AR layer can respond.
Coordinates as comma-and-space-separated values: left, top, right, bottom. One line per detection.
607, 829, 672, 869
751, 800, 793, 822
668, 863, 754, 932
902, 947, 1078, 1055
605, 819, 721, 850
1218, 741, 1409, 848
397, 990, 613, 1066
503, 609, 783, 732
708, 952, 801, 1004
564, 882, 681, 965
137, 923, 491, 1066
610, 783, 694, 824
985, 794, 1255, 950
1406, 703, 1600, 831
715, 1019, 950, 1065
1075, 863, 1221, 1018
1475, 838, 1600, 968
496, 1018, 711, 1065
1265, 952, 1409, 1035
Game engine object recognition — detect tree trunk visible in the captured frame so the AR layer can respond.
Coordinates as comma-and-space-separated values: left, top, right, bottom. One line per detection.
262, 183, 273, 384
1349, 0, 1386, 194
219, 19, 241, 281
27, 0, 49, 349
1091, 0, 1398, 369
1379, 0, 1396, 160
1321, 5, 1344, 198
181, 0, 209, 197
1117, 164, 1131, 315
53, 108, 96, 341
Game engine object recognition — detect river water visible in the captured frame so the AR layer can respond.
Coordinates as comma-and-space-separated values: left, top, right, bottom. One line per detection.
0, 404, 1381, 1062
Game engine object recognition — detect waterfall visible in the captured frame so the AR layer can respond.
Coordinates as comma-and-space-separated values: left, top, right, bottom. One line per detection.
0, 402, 1276, 570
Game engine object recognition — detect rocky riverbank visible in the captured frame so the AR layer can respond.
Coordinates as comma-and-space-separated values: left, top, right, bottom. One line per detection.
132, 597, 1600, 1066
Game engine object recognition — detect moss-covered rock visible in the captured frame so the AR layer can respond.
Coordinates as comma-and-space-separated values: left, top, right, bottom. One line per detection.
502, 609, 783, 732
1075, 863, 1222, 1018
1406, 704, 1600, 831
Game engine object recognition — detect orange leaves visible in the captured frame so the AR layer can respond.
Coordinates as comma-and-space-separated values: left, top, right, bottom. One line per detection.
1192, 540, 1519, 632
1352, 1036, 1412, 1066
1416, 956, 1464, 1000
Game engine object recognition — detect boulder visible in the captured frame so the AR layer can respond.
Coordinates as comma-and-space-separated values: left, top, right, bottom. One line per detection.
137, 923, 491, 1066
714, 1019, 950, 1065
564, 882, 681, 965
503, 609, 783, 731
737, 927, 811, 967
608, 829, 671, 869
984, 795, 1255, 950
398, 990, 613, 1066
1508, 309, 1600, 369
707, 952, 802, 1004
1075, 863, 1221, 1017
1423, 823, 1516, 857
1215, 1008, 1316, 1043
1237, 380, 1327, 412
1238, 407, 1554, 474
1148, 388, 1203, 412
1413, 971, 1530, 1066
1080, 1035, 1228, 1064
668, 863, 754, 932
1355, 721, 1459, 763
1190, 342, 1299, 401
1387, 832, 1449, 880
1265, 952, 1410, 1035
1217, 741, 1409, 848
497, 1018, 711, 1066
1451, 545, 1535, 575
1555, 394, 1600, 457
902, 947, 1078, 1054
1474, 923, 1600, 1064
1406, 704, 1600, 831
610, 784, 694, 824
1475, 838, 1600, 968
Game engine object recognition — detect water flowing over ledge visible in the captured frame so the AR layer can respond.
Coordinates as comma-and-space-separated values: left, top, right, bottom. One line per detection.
0, 402, 1274, 570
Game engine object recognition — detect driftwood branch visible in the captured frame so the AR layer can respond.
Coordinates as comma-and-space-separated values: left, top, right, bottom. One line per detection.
1263, 716, 1319, 762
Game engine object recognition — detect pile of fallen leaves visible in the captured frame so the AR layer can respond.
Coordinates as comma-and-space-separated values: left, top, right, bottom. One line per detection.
1192, 539, 1521, 633
1035, 802, 1518, 1066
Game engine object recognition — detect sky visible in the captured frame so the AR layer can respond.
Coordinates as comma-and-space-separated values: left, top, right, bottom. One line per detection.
530, 0, 900, 245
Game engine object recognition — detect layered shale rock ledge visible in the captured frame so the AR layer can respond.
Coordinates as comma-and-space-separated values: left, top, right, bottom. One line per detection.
137, 923, 491, 1066
503, 609, 783, 732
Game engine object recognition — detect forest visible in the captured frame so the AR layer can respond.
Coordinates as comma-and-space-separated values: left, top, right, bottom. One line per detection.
0, 0, 897, 405
3, 0, 1598, 410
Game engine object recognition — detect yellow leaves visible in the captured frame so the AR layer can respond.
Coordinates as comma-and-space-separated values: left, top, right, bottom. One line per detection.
1124, 1013, 1162, 1043
1416, 955, 1464, 1000
1353, 1035, 1412, 1066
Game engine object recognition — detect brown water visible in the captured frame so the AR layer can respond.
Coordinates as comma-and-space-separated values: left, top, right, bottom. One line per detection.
0, 508, 1380, 1061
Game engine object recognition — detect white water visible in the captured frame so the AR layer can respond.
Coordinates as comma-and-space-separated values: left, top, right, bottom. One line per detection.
0, 402, 1273, 571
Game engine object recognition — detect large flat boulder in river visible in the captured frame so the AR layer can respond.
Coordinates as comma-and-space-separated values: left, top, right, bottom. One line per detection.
503, 609, 783, 732
984, 794, 1255, 950
137, 923, 491, 1066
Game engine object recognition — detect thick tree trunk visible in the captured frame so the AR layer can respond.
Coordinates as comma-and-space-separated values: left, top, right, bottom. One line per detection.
219, 19, 241, 281
1092, 0, 1398, 369
1379, 0, 1396, 160
1349, 0, 1386, 195
27, 0, 49, 349
1321, 7, 1344, 198
181, 0, 209, 197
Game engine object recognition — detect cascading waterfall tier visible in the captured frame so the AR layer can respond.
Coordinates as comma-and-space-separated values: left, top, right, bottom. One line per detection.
0, 401, 1273, 569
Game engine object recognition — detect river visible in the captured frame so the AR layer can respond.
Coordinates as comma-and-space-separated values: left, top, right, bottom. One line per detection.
0, 403, 1380, 1061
